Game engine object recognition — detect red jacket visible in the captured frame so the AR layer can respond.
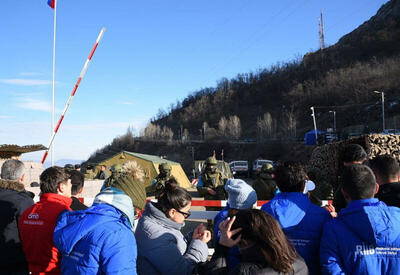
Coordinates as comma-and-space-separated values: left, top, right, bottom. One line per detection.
19, 193, 72, 275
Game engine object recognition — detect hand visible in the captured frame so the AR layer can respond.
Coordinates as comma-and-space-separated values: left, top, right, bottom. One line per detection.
208, 188, 216, 195
200, 230, 212, 243
219, 216, 242, 248
193, 223, 206, 240
324, 204, 338, 218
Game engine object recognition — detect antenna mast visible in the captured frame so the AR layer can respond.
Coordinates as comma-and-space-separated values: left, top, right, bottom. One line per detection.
319, 11, 325, 50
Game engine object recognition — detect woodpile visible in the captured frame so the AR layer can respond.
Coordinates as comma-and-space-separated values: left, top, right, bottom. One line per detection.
308, 134, 400, 200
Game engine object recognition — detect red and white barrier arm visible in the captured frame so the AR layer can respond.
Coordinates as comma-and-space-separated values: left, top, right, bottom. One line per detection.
41, 27, 106, 164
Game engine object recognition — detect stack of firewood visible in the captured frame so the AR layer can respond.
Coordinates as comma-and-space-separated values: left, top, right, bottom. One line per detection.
308, 134, 400, 198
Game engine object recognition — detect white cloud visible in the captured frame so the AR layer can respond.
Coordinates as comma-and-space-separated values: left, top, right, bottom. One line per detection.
19, 72, 43, 76
121, 101, 133, 105
15, 98, 52, 112
0, 115, 14, 119
0, 78, 52, 86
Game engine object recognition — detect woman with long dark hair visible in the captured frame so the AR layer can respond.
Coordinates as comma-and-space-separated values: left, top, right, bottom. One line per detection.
203, 209, 308, 275
135, 181, 211, 275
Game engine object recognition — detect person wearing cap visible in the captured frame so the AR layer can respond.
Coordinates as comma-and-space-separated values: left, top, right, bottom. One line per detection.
149, 162, 176, 198
261, 161, 332, 275
213, 179, 257, 270
252, 163, 277, 200
53, 161, 147, 275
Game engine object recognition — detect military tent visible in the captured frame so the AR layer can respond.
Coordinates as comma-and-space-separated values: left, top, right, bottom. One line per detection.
94, 151, 191, 191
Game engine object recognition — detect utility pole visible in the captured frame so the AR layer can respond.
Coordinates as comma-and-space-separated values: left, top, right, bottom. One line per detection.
311, 106, 318, 144
319, 11, 325, 50
373, 91, 385, 131
329, 110, 336, 132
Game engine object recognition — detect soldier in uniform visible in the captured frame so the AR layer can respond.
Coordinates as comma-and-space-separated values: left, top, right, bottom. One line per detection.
84, 164, 96, 180
252, 163, 277, 200
149, 163, 176, 198
197, 156, 227, 231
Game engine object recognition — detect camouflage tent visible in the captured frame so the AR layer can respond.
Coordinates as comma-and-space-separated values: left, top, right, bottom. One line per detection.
94, 151, 191, 192
194, 160, 233, 179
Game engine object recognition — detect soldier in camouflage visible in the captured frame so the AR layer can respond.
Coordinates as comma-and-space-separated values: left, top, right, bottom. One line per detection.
150, 162, 176, 198
84, 164, 96, 180
252, 163, 277, 200
197, 156, 227, 201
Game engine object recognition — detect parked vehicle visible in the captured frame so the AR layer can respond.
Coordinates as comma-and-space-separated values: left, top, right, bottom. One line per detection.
229, 160, 249, 177
252, 159, 274, 177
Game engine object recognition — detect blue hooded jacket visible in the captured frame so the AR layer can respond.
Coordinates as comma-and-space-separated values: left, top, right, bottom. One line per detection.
320, 199, 400, 275
261, 192, 331, 275
53, 187, 137, 275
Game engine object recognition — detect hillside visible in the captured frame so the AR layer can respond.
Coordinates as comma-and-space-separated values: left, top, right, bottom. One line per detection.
86, 0, 400, 171
150, 0, 400, 140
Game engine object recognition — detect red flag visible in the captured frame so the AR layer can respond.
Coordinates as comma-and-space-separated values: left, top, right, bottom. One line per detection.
213, 150, 216, 157
221, 149, 224, 157
48, 0, 55, 9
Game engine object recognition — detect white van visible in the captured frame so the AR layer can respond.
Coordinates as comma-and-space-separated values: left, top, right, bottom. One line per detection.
229, 160, 249, 177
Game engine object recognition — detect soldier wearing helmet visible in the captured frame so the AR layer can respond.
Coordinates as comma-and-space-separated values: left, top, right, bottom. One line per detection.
197, 156, 227, 202
252, 162, 277, 200
150, 162, 177, 198
84, 164, 96, 180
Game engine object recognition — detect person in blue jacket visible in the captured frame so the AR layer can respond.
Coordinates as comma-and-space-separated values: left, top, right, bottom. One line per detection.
213, 179, 258, 270
261, 161, 331, 275
320, 164, 400, 275
53, 161, 147, 275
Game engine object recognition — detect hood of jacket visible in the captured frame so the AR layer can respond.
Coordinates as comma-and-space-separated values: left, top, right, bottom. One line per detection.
339, 199, 400, 246
54, 202, 132, 255
0, 179, 25, 192
142, 201, 184, 231
262, 192, 310, 228
93, 187, 135, 226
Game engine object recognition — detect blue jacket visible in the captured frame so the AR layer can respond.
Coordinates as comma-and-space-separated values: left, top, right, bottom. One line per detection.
262, 192, 331, 275
53, 188, 137, 275
320, 199, 400, 275
135, 202, 208, 275
213, 205, 241, 270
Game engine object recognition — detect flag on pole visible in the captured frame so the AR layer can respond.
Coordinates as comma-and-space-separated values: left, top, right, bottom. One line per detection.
213, 150, 216, 158
221, 149, 224, 160
48, 0, 55, 9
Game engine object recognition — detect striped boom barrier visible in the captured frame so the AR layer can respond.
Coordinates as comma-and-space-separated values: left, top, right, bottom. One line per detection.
41, 27, 106, 164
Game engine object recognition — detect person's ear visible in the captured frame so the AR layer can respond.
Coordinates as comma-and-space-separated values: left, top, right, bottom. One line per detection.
374, 183, 379, 195
168, 208, 176, 218
341, 187, 351, 202
19, 174, 25, 183
77, 187, 83, 195
57, 181, 67, 194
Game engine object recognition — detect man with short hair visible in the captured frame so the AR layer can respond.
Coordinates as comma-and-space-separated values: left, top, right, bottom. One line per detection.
261, 161, 331, 275
320, 164, 400, 274
333, 143, 368, 212
19, 167, 72, 275
0, 159, 33, 274
369, 155, 400, 208
96, 165, 109, 180
68, 170, 87, 210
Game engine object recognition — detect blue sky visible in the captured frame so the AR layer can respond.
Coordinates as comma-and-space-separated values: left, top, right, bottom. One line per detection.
0, 0, 389, 163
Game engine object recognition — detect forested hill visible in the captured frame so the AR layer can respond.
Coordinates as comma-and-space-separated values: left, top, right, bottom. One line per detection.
148, 0, 400, 141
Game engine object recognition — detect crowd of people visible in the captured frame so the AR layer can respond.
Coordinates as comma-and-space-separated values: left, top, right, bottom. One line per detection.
0, 143, 400, 274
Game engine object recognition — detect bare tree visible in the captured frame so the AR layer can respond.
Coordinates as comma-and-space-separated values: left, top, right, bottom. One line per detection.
229, 115, 241, 139
257, 112, 274, 140
218, 117, 228, 138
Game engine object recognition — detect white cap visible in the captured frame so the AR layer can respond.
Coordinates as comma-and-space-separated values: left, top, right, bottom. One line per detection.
303, 180, 316, 194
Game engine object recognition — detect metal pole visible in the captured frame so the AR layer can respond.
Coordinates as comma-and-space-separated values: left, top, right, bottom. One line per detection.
41, 28, 106, 164
311, 106, 318, 145
51, 0, 57, 166
382, 92, 385, 131
333, 111, 336, 132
